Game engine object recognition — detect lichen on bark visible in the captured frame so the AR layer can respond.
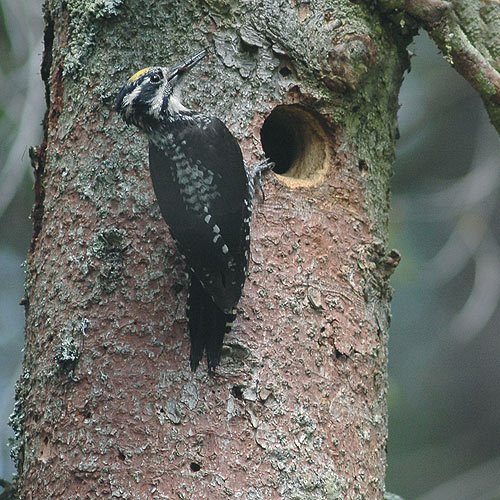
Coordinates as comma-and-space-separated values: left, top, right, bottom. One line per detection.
378, 0, 500, 133
14, 0, 411, 498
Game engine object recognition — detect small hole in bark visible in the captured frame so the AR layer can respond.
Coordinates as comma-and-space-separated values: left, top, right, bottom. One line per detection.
190, 462, 201, 472
279, 66, 292, 77
118, 450, 126, 461
260, 105, 330, 187
241, 39, 258, 54
334, 349, 347, 360
40, 434, 51, 462
231, 385, 244, 400
358, 159, 368, 171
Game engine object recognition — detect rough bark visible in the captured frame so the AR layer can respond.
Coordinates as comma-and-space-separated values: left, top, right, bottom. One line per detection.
12, 1, 409, 499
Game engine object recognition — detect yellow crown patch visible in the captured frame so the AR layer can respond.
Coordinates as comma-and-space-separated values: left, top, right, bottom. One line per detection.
128, 67, 150, 83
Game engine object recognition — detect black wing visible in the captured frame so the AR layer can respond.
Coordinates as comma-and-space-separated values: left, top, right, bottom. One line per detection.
148, 115, 251, 312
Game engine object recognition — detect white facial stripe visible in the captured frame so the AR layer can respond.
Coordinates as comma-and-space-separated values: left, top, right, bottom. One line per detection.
167, 86, 188, 115
149, 80, 167, 118
123, 85, 141, 108
167, 95, 188, 114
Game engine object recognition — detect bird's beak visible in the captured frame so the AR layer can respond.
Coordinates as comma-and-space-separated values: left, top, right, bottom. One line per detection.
167, 49, 207, 82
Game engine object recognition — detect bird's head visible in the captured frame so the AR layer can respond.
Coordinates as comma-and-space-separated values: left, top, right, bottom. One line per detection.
116, 49, 206, 130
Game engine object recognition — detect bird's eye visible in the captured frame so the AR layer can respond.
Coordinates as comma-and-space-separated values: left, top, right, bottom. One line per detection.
150, 73, 162, 83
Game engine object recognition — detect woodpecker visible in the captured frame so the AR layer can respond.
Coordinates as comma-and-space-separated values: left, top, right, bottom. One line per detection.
116, 50, 271, 371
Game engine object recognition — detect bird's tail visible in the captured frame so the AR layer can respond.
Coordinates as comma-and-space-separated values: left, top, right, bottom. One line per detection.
187, 275, 235, 371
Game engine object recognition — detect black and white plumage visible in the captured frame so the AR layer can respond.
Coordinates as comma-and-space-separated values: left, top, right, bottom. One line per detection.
116, 50, 267, 371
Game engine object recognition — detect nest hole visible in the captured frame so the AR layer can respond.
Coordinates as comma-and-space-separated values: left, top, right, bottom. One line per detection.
260, 105, 330, 187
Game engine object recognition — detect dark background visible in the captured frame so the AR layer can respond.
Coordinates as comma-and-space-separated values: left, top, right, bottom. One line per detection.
1, 3, 499, 498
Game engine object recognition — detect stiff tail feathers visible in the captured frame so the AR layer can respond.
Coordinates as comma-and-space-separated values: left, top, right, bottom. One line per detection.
187, 275, 235, 371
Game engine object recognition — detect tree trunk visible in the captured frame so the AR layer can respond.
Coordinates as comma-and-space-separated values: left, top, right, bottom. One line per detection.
13, 1, 409, 498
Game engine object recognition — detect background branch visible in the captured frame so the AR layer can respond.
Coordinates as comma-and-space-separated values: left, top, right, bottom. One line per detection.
380, 0, 500, 134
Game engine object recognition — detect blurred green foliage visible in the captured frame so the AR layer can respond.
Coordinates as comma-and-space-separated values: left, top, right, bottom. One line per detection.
387, 34, 500, 500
